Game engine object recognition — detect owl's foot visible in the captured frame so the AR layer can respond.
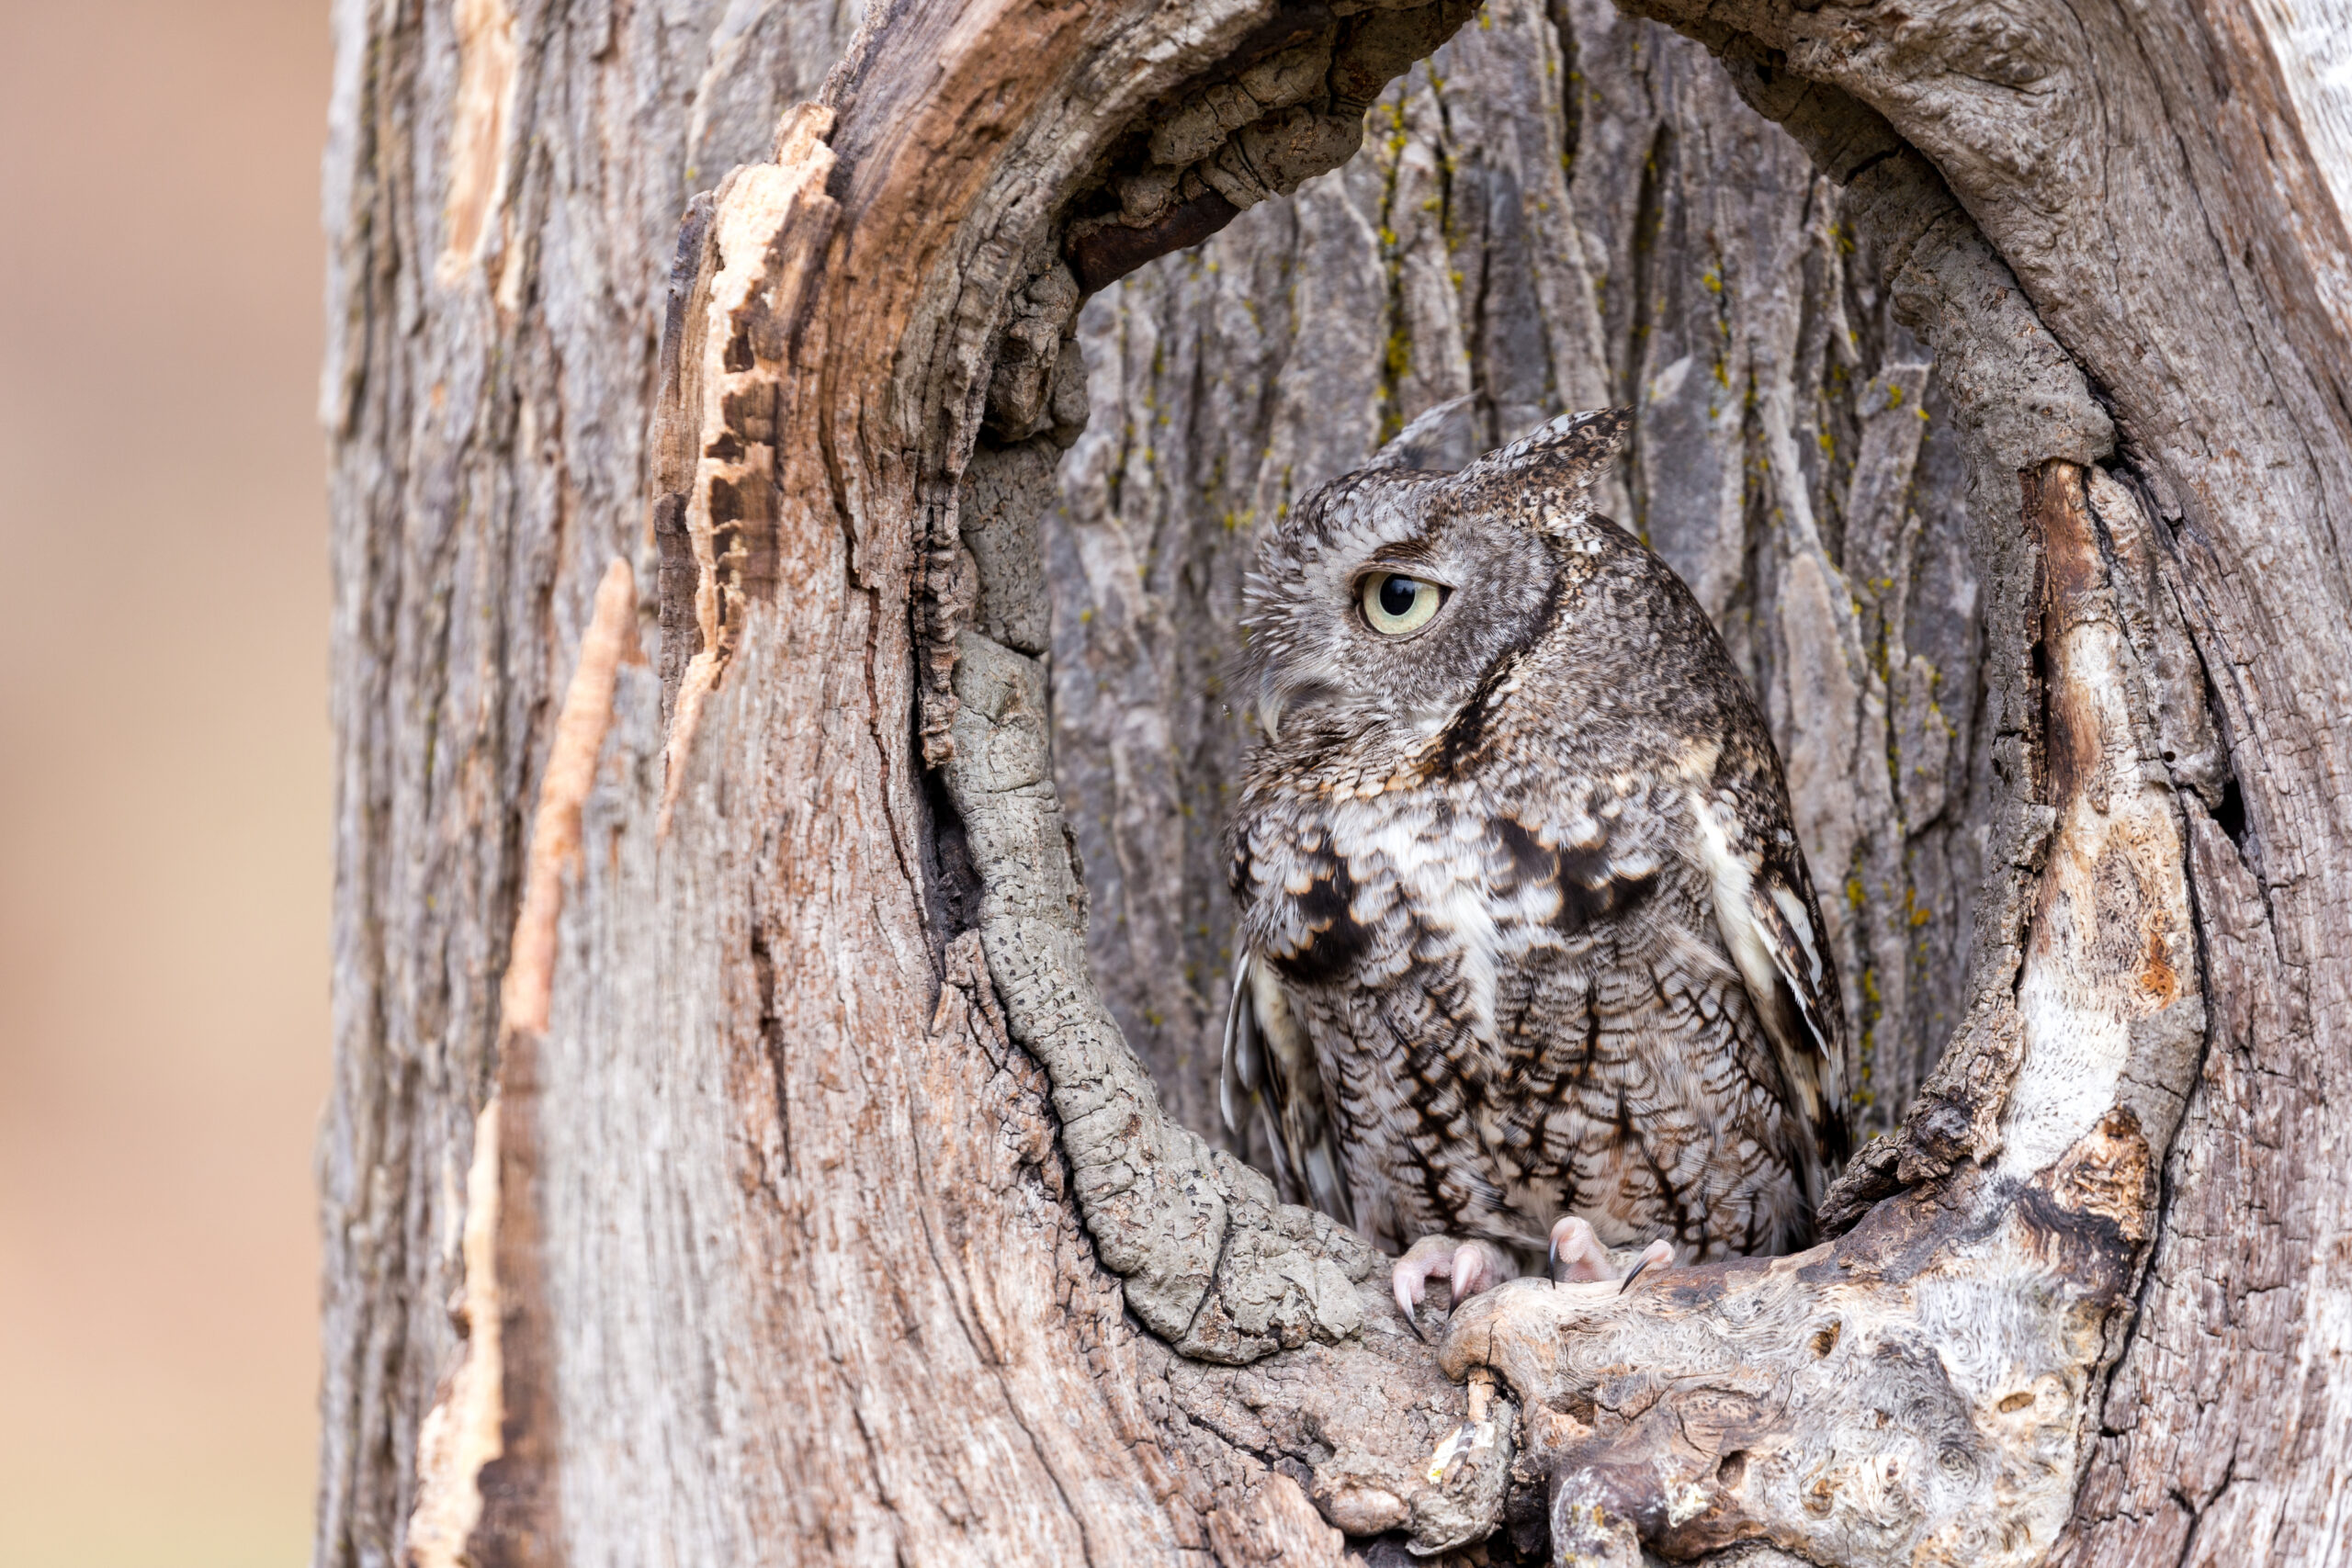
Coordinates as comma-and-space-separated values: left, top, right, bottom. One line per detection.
1547, 1217, 1674, 1292
1392, 1235, 1516, 1338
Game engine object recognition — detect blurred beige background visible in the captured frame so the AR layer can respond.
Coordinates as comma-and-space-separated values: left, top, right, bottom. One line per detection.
0, 1, 329, 1562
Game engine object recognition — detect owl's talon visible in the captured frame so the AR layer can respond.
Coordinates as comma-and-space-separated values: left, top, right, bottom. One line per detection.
1548, 1218, 1675, 1289
1617, 1238, 1675, 1294
1392, 1235, 1514, 1331
1547, 1217, 1611, 1284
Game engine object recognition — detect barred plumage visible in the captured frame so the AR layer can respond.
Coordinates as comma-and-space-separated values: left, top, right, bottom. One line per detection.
1223, 406, 1849, 1308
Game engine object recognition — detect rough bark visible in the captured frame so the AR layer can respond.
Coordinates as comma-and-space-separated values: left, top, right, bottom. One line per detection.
1589, 1, 2352, 1557
317, 3, 868, 1562
1047, 0, 1993, 1159
318, 0, 2352, 1564
326, 3, 1505, 1562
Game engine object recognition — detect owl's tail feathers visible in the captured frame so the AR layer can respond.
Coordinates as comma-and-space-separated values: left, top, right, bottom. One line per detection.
1301, 1142, 1352, 1232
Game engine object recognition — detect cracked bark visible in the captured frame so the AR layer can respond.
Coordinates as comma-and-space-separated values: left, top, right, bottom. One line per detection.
1050, 0, 1995, 1163
319, 0, 2352, 1563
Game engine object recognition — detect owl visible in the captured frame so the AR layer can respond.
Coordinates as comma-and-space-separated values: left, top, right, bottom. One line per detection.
1220, 405, 1849, 1325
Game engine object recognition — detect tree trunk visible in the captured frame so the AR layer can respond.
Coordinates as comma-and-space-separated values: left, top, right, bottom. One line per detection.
1050, 0, 1992, 1161
316, 0, 2352, 1564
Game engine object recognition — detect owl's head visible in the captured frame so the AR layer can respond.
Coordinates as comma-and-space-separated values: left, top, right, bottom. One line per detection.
1238, 405, 1631, 746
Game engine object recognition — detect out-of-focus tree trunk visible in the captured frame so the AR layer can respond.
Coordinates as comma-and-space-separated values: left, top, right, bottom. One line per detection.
315, 0, 2352, 1562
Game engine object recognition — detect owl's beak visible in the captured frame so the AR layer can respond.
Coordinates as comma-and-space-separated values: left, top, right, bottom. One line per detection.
1257, 668, 1294, 739
1257, 671, 1340, 740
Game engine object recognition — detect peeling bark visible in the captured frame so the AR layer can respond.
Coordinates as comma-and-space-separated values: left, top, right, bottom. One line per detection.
320, 0, 2352, 1562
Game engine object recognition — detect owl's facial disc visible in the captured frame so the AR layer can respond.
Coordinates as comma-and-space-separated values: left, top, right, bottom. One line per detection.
1255, 563, 1457, 738
1242, 468, 1562, 748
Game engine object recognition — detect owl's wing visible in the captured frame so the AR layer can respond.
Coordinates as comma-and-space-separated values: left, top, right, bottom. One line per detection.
1217, 949, 1260, 1134
1743, 864, 1840, 1058
1221, 950, 1355, 1227
1690, 797, 1853, 1201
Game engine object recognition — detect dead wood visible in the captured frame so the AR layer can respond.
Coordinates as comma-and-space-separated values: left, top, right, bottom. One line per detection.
321, 0, 2352, 1562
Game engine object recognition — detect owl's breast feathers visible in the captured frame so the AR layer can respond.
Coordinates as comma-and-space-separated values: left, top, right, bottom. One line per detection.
1227, 544, 1849, 1255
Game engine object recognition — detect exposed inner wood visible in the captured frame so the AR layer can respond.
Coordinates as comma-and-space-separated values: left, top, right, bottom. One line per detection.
320, 0, 2351, 1561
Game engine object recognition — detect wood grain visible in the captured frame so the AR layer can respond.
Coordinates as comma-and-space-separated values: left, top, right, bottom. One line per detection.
1604, 0, 2352, 1555
320, 0, 2352, 1560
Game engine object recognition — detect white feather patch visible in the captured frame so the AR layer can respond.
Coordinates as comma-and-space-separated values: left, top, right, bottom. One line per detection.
1688, 792, 1792, 1053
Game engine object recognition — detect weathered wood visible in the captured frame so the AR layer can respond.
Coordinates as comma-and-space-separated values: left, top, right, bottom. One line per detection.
320, 0, 2352, 1561
1596, 0, 2352, 1556
1049, 0, 1995, 1164
327, 1, 1512, 1562
317, 1, 865, 1556
316, 3, 874, 1561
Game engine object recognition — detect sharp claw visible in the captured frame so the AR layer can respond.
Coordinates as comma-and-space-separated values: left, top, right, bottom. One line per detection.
1618, 1239, 1673, 1295
1393, 1238, 1444, 1331
1396, 1235, 1506, 1332
1550, 1216, 1609, 1286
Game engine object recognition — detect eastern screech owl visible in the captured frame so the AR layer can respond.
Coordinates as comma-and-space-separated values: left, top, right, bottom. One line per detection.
1221, 405, 1849, 1323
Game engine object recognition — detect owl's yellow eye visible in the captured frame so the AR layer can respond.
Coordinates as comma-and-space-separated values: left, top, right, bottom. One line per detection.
1360, 571, 1446, 636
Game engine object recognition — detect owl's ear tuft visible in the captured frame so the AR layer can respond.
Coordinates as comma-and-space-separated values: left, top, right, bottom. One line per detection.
1363, 392, 1481, 475
1465, 405, 1633, 476
1449, 405, 1631, 526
